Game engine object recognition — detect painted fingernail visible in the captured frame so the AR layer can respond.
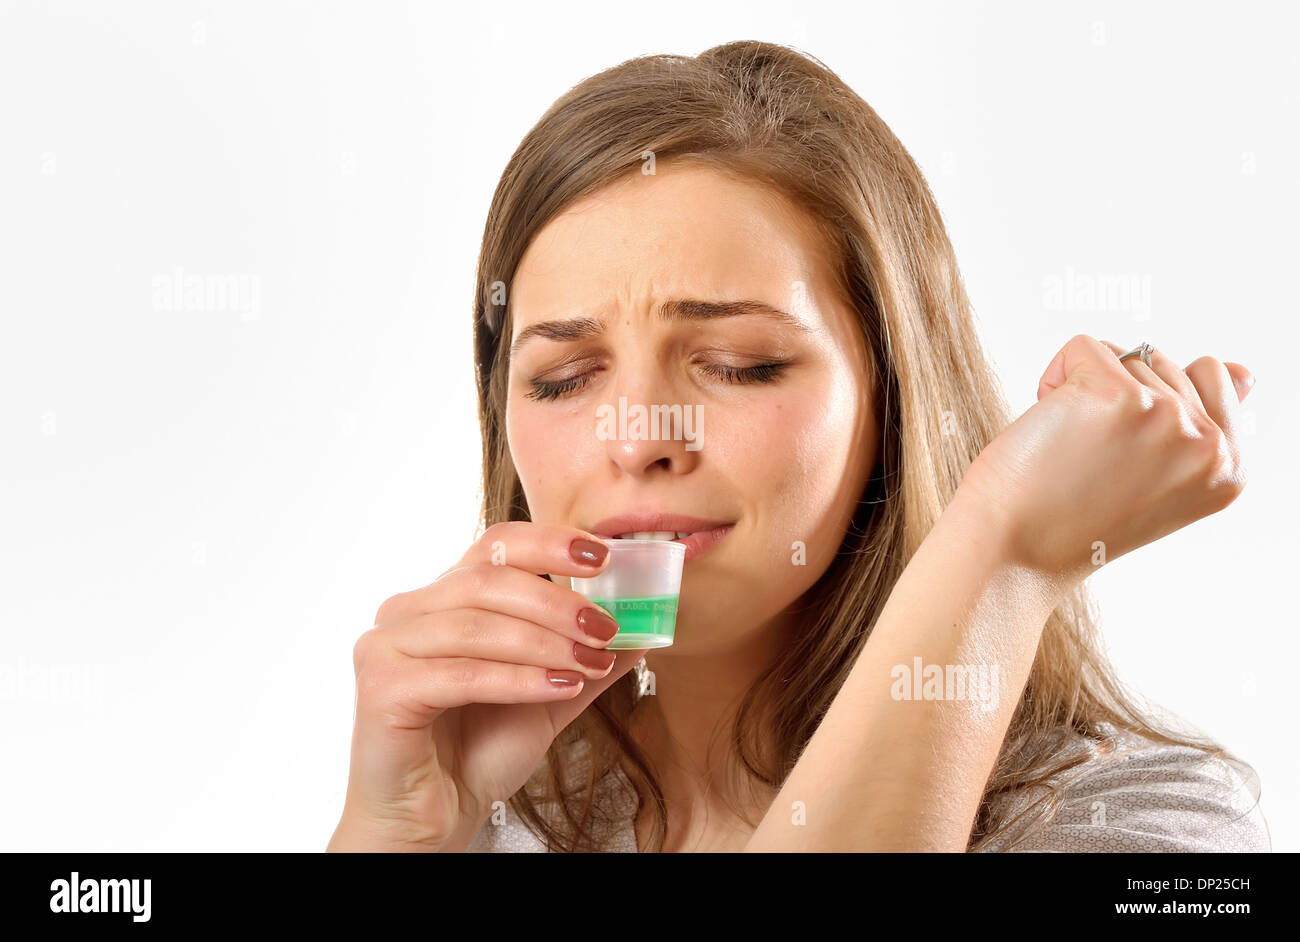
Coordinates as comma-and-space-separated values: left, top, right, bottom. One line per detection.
577, 607, 619, 643
570, 538, 609, 567
548, 670, 583, 687
573, 642, 617, 672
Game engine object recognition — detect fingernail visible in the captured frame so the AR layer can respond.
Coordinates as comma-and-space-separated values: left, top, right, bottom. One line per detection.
577, 606, 620, 643
570, 538, 608, 567
547, 670, 583, 687
573, 642, 617, 671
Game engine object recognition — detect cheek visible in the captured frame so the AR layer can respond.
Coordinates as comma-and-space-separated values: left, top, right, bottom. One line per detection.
505, 400, 591, 511
734, 373, 862, 538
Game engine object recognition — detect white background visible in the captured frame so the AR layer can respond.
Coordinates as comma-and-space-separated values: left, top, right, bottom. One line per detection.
1, 1, 1296, 851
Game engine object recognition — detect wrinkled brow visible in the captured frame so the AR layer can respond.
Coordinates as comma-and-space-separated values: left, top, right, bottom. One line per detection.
509, 298, 812, 359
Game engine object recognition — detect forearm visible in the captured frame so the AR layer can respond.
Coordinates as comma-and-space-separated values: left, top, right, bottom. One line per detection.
744, 491, 1070, 852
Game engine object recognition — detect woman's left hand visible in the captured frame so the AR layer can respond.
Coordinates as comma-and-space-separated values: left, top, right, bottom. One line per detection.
953, 333, 1255, 588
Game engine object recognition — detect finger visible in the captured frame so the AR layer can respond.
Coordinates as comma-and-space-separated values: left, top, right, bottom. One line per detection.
1185, 356, 1245, 442
1130, 343, 1201, 402
546, 649, 653, 733
357, 655, 592, 719
1036, 334, 1138, 401
1094, 339, 1180, 399
456, 521, 613, 578
378, 523, 613, 626
414, 563, 621, 649
1222, 361, 1255, 402
374, 608, 617, 681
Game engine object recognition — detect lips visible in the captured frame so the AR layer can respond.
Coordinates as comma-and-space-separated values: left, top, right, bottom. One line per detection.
667, 524, 734, 563
588, 513, 736, 563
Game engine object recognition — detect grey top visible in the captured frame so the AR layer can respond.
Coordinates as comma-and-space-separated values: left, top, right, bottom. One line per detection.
467, 721, 1269, 853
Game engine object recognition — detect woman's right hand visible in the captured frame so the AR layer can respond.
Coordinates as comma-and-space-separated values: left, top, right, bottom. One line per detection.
326, 522, 645, 852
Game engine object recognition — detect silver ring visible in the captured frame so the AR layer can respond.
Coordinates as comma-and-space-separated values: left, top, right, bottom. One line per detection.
1118, 342, 1154, 368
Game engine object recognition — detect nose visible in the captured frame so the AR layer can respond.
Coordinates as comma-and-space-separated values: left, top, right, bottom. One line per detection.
605, 431, 700, 476
598, 365, 704, 476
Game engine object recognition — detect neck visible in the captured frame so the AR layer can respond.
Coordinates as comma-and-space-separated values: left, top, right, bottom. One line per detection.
627, 613, 792, 817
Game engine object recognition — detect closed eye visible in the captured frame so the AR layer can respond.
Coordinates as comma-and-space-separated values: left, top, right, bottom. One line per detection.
524, 360, 791, 402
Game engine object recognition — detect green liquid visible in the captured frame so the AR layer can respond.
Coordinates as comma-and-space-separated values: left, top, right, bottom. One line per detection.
590, 594, 679, 649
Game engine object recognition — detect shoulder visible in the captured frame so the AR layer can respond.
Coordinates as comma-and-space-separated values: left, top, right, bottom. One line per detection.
976, 724, 1270, 853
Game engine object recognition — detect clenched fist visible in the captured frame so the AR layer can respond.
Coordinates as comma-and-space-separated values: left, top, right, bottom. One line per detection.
955, 334, 1254, 587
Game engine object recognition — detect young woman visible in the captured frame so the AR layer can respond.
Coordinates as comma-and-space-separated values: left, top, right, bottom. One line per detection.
328, 41, 1267, 853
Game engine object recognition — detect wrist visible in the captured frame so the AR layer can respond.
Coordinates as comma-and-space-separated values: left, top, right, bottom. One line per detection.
328, 809, 455, 854
941, 485, 1075, 614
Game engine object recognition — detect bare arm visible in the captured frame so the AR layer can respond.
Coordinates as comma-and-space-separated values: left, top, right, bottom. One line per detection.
743, 490, 1068, 852
744, 334, 1253, 852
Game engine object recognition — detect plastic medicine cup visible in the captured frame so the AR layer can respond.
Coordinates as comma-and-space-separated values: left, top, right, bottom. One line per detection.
569, 539, 686, 649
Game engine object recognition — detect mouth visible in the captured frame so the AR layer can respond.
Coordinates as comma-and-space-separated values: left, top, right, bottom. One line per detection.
588, 514, 736, 564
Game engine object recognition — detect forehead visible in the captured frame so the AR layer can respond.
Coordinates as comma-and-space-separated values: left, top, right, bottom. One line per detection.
509, 164, 840, 332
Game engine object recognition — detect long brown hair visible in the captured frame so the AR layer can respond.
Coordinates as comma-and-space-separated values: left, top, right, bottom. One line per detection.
470, 40, 1254, 852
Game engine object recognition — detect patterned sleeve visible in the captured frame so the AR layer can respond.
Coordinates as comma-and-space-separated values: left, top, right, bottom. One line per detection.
977, 739, 1270, 853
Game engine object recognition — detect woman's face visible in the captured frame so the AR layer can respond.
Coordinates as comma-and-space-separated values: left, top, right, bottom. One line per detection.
505, 162, 878, 656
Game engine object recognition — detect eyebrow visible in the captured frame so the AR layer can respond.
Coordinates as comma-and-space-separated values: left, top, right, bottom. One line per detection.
509, 298, 813, 359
